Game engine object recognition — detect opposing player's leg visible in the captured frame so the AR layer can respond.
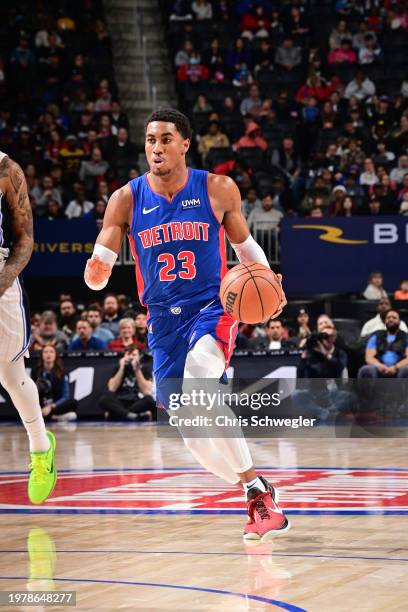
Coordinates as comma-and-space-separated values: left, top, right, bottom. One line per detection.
0, 359, 57, 503
183, 334, 289, 540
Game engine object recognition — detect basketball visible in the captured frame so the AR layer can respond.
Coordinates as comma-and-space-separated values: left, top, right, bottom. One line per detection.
220, 262, 282, 324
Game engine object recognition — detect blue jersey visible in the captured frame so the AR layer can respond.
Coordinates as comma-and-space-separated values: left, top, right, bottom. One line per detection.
128, 168, 228, 308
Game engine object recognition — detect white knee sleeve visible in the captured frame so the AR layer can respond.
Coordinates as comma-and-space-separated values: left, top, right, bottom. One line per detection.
181, 334, 253, 476
184, 334, 225, 379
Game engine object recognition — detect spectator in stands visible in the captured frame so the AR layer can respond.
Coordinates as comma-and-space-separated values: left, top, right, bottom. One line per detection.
329, 19, 353, 50
191, 0, 213, 20
358, 34, 382, 65
400, 194, 408, 215
344, 70, 376, 100
111, 128, 139, 186
226, 38, 252, 72
59, 135, 85, 178
46, 199, 65, 220
234, 121, 267, 151
395, 280, 408, 301
332, 195, 355, 217
175, 40, 196, 67
59, 299, 78, 339
390, 155, 408, 185
34, 345, 78, 422
108, 318, 137, 352
177, 54, 209, 82
292, 321, 354, 421
65, 184, 94, 219
79, 147, 109, 192
240, 83, 263, 117
110, 100, 129, 132
86, 304, 115, 348
31, 311, 69, 353
102, 294, 121, 336
328, 39, 357, 65
232, 62, 253, 88
296, 75, 331, 106
275, 37, 301, 71
249, 319, 296, 351
359, 309, 408, 379
361, 297, 408, 337
253, 39, 274, 75
271, 137, 298, 176
363, 271, 388, 300
248, 193, 283, 244
94, 80, 112, 113
360, 158, 378, 187
353, 20, 377, 51
193, 94, 213, 114
99, 347, 155, 421
68, 319, 106, 351
84, 198, 107, 229
241, 187, 261, 217
197, 122, 230, 163
31, 175, 63, 216
290, 308, 312, 346
287, 6, 310, 42
135, 312, 148, 350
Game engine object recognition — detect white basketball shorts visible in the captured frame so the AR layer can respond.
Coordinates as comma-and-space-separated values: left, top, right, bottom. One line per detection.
0, 249, 30, 362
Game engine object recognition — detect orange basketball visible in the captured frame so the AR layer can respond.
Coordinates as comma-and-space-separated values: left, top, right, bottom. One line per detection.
220, 262, 283, 324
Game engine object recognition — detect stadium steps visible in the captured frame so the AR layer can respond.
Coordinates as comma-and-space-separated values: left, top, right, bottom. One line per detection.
103, 0, 177, 145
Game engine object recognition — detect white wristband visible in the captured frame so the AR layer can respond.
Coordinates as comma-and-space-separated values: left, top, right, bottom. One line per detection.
93, 243, 118, 267
230, 234, 270, 268
85, 244, 118, 291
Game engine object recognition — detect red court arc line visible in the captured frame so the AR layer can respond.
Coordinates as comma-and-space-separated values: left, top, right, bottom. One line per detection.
0, 577, 307, 611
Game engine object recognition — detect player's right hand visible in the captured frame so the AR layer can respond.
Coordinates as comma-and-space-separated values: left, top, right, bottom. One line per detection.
84, 256, 112, 286
270, 273, 287, 319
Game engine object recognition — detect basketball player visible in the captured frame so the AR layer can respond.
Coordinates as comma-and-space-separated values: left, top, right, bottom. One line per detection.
84, 109, 289, 540
0, 152, 56, 504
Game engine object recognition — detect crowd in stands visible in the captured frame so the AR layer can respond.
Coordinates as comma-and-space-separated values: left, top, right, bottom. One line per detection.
163, 0, 408, 227
25, 270, 408, 421
0, 1, 137, 223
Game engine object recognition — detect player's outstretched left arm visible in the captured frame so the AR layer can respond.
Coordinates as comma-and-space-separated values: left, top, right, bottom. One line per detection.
84, 184, 132, 290
0, 156, 33, 298
208, 173, 287, 318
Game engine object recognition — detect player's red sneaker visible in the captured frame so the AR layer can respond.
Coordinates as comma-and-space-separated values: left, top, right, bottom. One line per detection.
243, 477, 290, 541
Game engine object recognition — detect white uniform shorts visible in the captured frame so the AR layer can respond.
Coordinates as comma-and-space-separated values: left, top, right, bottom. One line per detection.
0, 249, 30, 362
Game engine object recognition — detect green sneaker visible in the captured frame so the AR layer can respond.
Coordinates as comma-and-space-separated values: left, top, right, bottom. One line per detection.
28, 431, 57, 504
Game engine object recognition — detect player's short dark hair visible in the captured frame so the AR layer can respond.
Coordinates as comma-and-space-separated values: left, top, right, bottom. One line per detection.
144, 108, 192, 140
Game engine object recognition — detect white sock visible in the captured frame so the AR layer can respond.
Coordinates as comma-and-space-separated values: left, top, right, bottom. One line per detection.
0, 359, 50, 452
243, 476, 266, 499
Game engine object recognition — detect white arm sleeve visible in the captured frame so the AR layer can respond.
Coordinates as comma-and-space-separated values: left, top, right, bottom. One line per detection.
230, 234, 269, 268
84, 243, 118, 290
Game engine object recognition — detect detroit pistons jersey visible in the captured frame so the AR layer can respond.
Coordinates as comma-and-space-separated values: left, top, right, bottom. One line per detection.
128, 168, 228, 309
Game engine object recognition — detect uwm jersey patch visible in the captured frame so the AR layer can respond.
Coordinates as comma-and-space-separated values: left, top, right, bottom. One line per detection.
128, 168, 227, 308
1, 468, 407, 514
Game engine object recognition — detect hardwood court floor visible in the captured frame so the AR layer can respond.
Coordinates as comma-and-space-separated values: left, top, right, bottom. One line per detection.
0, 424, 407, 611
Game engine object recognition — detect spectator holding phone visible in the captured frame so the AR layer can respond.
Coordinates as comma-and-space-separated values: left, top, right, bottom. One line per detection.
98, 347, 155, 420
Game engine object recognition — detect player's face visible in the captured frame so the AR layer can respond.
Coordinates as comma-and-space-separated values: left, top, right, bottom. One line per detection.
145, 122, 189, 176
